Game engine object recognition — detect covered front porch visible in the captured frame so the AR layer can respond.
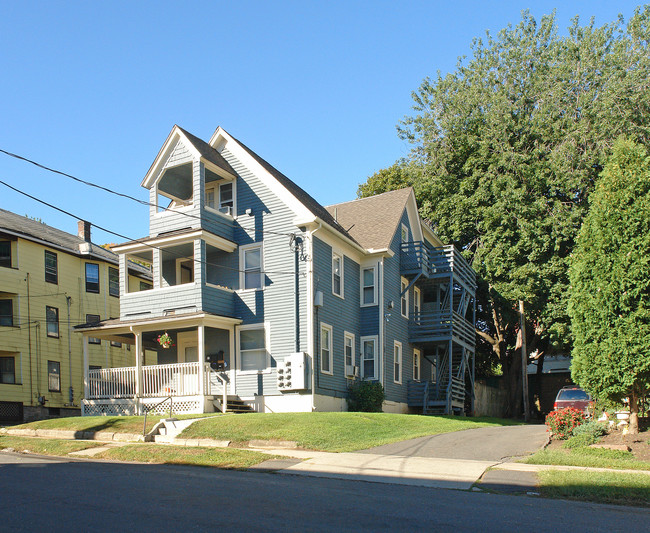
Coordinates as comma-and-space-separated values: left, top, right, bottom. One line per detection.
76, 312, 241, 416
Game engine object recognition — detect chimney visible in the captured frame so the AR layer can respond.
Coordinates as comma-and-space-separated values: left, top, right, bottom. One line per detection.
78, 220, 91, 242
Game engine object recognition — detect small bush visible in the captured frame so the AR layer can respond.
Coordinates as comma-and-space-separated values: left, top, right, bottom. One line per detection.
347, 380, 385, 412
572, 421, 608, 439
545, 408, 587, 440
564, 433, 598, 449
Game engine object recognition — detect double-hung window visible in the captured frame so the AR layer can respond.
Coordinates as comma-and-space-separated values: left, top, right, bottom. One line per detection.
394, 341, 402, 384
320, 323, 333, 374
413, 348, 421, 381
401, 278, 409, 318
46, 306, 59, 338
344, 332, 355, 377
361, 336, 377, 380
361, 266, 376, 306
0, 299, 13, 327
85, 263, 100, 293
0, 240, 11, 268
0, 356, 15, 384
48, 360, 60, 392
219, 182, 234, 214
332, 253, 343, 297
108, 267, 119, 297
241, 244, 262, 290
414, 286, 421, 321
45, 251, 57, 284
86, 314, 101, 345
238, 325, 268, 372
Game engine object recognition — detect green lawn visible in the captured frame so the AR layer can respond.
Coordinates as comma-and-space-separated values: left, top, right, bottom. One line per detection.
0, 436, 103, 455
95, 444, 275, 469
10, 413, 222, 435
179, 412, 518, 452
538, 470, 650, 507
522, 447, 650, 471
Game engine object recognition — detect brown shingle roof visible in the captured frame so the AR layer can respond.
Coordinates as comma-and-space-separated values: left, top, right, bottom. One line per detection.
325, 188, 414, 250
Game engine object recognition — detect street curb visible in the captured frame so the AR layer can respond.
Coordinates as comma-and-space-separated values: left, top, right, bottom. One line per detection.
5, 428, 144, 443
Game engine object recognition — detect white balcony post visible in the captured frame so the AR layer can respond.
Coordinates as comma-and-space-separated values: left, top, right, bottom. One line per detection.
134, 330, 143, 399
198, 325, 205, 396
83, 336, 89, 399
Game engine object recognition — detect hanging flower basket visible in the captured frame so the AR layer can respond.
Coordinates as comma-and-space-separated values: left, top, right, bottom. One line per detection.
157, 332, 174, 349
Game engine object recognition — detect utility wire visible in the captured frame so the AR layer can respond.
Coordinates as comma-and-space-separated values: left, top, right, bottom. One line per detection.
0, 148, 294, 237
0, 179, 303, 278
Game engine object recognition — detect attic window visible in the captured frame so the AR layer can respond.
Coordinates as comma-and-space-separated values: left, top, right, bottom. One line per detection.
156, 163, 193, 212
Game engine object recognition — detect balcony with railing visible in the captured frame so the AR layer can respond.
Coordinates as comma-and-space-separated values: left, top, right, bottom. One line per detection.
401, 242, 476, 291
409, 310, 475, 349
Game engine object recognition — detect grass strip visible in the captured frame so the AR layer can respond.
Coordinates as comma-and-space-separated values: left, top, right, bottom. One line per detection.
522, 448, 650, 471
180, 412, 519, 452
538, 469, 650, 507
96, 444, 275, 470
0, 436, 103, 456
10, 413, 223, 435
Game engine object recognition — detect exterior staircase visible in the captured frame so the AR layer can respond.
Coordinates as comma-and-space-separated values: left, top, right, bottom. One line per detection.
212, 395, 255, 414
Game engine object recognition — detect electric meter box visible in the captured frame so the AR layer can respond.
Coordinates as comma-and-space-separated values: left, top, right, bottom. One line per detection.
277, 352, 307, 391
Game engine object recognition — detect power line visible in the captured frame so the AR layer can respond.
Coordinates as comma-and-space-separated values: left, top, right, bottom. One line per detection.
0, 147, 293, 237
0, 179, 303, 279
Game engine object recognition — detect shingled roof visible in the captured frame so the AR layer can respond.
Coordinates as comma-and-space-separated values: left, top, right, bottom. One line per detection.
177, 126, 237, 177
325, 188, 414, 251
228, 134, 361, 246
0, 209, 151, 277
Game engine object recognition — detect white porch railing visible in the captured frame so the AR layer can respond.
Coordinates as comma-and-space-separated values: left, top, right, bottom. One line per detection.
87, 362, 228, 405
88, 367, 136, 399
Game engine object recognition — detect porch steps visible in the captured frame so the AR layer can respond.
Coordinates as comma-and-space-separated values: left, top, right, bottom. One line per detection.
148, 418, 197, 442
226, 396, 255, 414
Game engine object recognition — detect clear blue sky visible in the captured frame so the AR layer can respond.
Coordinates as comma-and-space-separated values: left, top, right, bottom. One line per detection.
0, 1, 642, 244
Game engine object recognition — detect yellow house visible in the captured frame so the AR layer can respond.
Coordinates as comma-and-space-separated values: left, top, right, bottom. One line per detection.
0, 209, 152, 422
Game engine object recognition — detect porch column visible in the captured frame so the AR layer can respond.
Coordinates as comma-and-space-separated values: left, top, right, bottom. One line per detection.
134, 329, 143, 398
198, 325, 205, 396
83, 336, 89, 399
229, 325, 236, 393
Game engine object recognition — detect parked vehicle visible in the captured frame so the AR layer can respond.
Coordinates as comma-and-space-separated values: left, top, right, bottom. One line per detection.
553, 386, 593, 414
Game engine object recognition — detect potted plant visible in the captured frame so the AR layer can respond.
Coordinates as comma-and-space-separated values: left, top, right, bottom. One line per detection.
157, 332, 174, 349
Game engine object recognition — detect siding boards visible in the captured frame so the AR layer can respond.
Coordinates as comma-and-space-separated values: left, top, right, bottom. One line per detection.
312, 237, 361, 398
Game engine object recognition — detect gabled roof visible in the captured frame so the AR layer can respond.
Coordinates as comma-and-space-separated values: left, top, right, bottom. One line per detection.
0, 209, 152, 277
225, 133, 360, 246
325, 188, 414, 251
176, 126, 237, 177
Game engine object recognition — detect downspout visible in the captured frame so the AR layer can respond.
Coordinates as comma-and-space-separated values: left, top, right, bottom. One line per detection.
308, 222, 322, 411
66, 296, 73, 405
379, 258, 385, 387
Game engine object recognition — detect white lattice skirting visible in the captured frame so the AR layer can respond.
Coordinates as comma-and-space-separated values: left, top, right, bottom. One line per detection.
83, 397, 205, 416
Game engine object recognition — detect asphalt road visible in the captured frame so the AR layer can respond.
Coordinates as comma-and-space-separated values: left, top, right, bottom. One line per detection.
1, 451, 648, 532
359, 424, 549, 461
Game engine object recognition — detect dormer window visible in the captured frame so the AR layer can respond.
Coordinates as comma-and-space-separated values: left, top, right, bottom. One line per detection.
205, 168, 235, 216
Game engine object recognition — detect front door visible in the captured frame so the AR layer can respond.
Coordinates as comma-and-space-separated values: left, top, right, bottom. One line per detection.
177, 331, 198, 363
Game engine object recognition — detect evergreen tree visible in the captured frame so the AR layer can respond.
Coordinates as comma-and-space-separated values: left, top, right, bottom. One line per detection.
569, 138, 650, 434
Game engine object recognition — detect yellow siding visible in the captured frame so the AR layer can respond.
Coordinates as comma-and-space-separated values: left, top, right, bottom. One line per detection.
0, 238, 148, 409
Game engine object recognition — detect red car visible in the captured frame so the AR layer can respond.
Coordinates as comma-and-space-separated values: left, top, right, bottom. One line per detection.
553, 386, 594, 415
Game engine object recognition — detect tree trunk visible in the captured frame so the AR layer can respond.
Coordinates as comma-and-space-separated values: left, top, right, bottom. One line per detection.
629, 390, 639, 435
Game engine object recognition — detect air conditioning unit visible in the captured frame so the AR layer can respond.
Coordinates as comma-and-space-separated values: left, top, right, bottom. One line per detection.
353, 365, 359, 377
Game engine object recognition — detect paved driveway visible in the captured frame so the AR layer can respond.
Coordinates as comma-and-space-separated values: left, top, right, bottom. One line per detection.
359, 424, 548, 461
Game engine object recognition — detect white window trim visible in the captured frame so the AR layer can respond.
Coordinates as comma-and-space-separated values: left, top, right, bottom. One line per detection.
320, 322, 333, 375
401, 223, 409, 244
344, 331, 355, 377
236, 322, 271, 374
414, 286, 421, 318
394, 341, 402, 384
401, 277, 409, 318
332, 251, 344, 299
360, 265, 377, 307
413, 348, 421, 382
239, 242, 264, 291
219, 181, 234, 215
175, 257, 195, 285
360, 335, 378, 380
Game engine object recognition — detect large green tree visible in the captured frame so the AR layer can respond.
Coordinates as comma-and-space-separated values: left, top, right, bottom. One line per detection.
569, 138, 650, 434
359, 7, 650, 415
